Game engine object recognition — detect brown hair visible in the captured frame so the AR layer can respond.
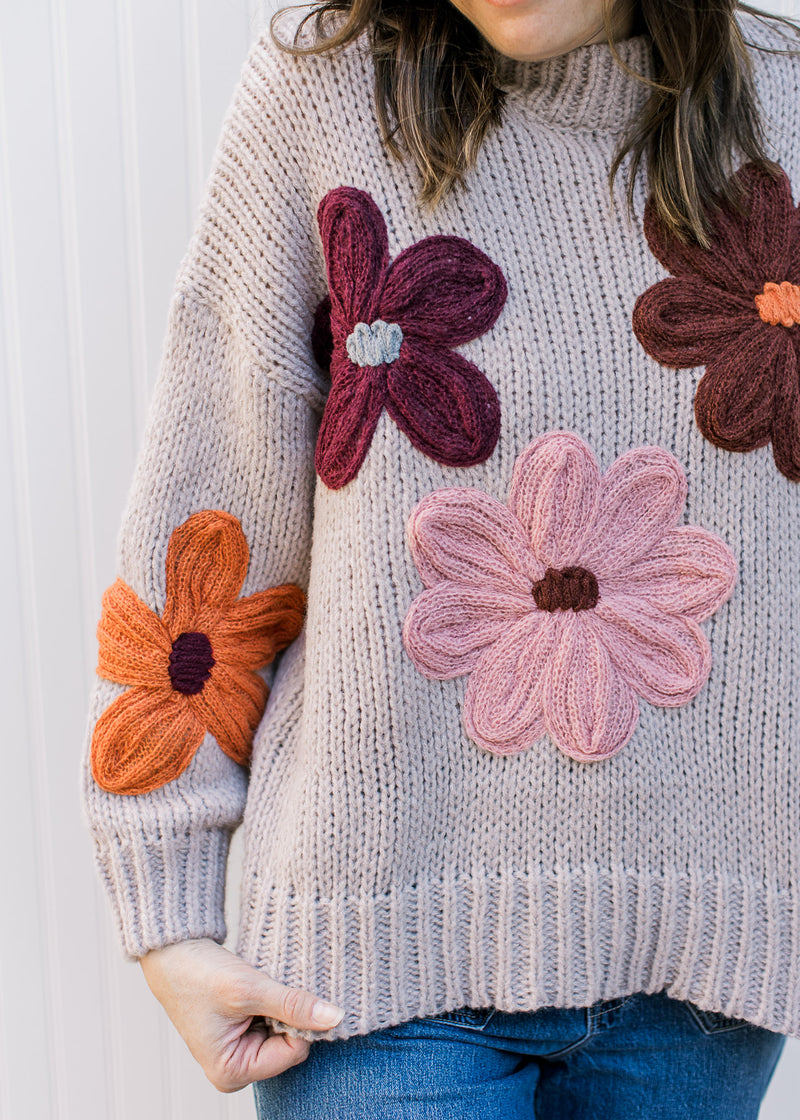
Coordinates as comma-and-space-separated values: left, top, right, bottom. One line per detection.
270, 1, 800, 248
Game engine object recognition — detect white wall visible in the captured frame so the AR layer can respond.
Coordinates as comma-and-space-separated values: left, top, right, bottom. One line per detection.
1, 2, 799, 1117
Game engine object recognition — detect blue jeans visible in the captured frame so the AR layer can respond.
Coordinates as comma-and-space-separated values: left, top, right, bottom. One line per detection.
252, 991, 785, 1118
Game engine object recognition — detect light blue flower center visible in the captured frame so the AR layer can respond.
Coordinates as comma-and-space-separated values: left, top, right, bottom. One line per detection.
346, 319, 403, 367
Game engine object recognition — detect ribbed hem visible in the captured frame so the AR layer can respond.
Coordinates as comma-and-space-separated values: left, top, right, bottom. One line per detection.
96, 826, 231, 959
238, 864, 800, 1041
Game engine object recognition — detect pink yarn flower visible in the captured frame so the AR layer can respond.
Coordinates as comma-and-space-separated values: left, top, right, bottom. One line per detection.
310, 187, 508, 489
403, 431, 737, 762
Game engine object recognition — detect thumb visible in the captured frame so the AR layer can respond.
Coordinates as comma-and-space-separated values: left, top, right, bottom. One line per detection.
241, 971, 345, 1031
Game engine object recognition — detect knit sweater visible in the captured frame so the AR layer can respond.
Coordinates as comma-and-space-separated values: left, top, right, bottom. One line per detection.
81, 6, 800, 1041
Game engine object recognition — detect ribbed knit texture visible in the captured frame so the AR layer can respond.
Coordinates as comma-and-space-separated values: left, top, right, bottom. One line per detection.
80, 7, 800, 1040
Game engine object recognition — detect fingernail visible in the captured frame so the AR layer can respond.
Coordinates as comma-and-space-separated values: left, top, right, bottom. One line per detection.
312, 1000, 345, 1027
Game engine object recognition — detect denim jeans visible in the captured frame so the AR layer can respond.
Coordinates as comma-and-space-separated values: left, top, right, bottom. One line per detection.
252, 990, 785, 1119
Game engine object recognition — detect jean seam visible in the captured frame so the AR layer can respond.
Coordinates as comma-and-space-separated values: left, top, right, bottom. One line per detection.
422, 1008, 497, 1032
537, 1009, 594, 1059
684, 1001, 750, 1035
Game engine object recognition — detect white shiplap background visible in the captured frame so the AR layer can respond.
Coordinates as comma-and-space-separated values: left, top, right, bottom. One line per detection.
2, 2, 800, 1117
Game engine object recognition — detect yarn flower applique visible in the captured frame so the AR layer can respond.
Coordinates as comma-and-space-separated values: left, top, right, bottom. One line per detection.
403, 431, 737, 762
91, 510, 306, 795
633, 161, 800, 481
310, 186, 508, 489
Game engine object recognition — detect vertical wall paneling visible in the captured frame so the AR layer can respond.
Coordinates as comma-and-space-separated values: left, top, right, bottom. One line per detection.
196, 0, 254, 174
0, 11, 55, 1117
114, 0, 149, 444
46, 0, 106, 1112
0, 1, 799, 1117
0, 0, 88, 1113
181, 0, 206, 225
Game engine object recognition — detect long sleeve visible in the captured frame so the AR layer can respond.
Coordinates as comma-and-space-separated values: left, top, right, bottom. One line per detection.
79, 28, 327, 959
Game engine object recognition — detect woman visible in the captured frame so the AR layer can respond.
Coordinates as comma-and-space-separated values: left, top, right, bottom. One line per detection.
81, 0, 800, 1115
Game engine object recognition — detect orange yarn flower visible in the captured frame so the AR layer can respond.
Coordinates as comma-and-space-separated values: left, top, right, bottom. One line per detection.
91, 510, 306, 795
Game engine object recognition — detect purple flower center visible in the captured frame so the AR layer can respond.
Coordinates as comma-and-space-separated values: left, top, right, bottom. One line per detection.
532, 566, 600, 613
346, 319, 403, 367
168, 631, 215, 695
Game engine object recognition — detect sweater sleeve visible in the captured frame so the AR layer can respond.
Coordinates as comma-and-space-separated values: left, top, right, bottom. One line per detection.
79, 28, 327, 960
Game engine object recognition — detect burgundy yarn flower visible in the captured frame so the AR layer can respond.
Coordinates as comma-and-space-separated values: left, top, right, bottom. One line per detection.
310, 187, 508, 489
403, 431, 737, 762
633, 161, 800, 480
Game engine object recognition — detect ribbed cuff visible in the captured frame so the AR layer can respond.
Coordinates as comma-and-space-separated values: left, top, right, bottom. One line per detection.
94, 825, 231, 959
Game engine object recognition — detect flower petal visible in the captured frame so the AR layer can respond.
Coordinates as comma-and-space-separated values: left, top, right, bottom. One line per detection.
407, 487, 541, 591
632, 277, 756, 368
542, 614, 639, 762
317, 187, 389, 326
508, 431, 600, 567
644, 163, 799, 295
190, 663, 268, 766
403, 584, 535, 679
380, 235, 508, 346
315, 359, 386, 489
643, 176, 760, 294
600, 526, 737, 622
96, 578, 172, 686
692, 327, 783, 453
735, 162, 798, 282
771, 338, 800, 481
790, 225, 800, 287
385, 341, 500, 468
162, 511, 250, 636
590, 595, 712, 707
580, 447, 687, 577
463, 612, 557, 755
210, 585, 306, 671
91, 686, 204, 795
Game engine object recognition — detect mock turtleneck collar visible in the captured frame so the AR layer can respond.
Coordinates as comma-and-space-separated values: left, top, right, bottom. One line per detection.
494, 33, 656, 133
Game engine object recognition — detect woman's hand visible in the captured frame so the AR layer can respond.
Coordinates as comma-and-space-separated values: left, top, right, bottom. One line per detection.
138, 937, 345, 1092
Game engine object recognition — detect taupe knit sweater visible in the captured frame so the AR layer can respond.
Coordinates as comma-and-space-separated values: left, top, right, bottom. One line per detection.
81, 8, 800, 1040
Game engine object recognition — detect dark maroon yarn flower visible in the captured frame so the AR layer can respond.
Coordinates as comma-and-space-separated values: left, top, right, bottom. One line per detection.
311, 187, 508, 490
632, 161, 800, 481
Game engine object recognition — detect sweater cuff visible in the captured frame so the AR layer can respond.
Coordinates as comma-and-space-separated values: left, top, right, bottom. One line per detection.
94, 824, 232, 960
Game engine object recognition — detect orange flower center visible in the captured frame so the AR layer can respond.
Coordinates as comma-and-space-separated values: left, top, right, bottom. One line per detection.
754, 281, 800, 327
532, 566, 600, 612
168, 631, 215, 695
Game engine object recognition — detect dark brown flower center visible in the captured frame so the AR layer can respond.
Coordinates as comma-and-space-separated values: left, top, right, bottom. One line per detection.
532, 566, 599, 612
168, 631, 215, 695
754, 281, 800, 327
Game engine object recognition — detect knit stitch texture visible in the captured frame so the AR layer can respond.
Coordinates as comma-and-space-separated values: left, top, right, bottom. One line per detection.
80, 6, 800, 1041
633, 161, 800, 479
91, 510, 305, 794
402, 431, 737, 761
312, 185, 508, 488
